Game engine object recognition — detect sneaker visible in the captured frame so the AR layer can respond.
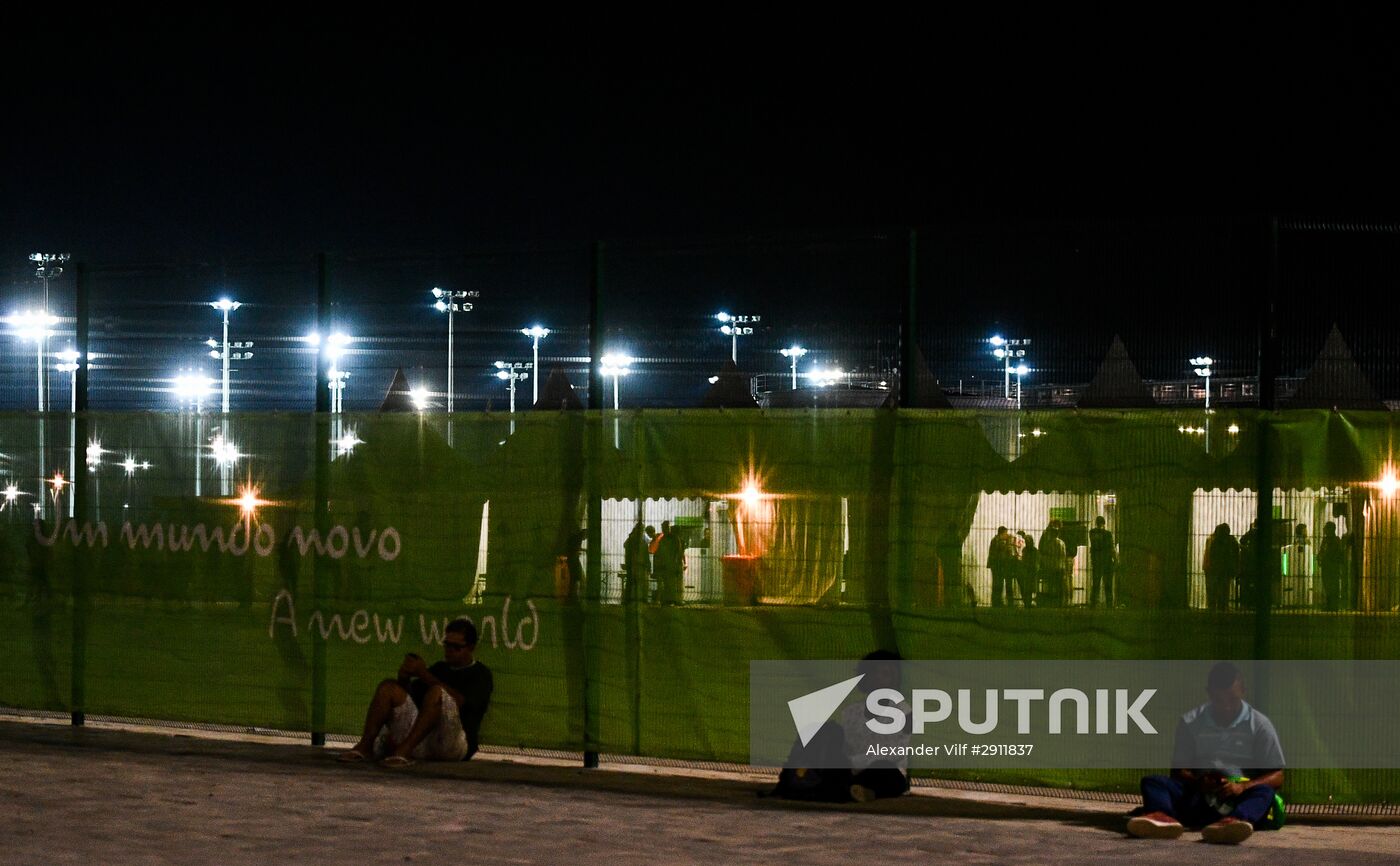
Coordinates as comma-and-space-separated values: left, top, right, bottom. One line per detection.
850, 784, 877, 803
1202, 817, 1254, 845
1126, 811, 1185, 839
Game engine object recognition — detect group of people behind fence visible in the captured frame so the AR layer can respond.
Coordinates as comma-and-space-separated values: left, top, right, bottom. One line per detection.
1204, 519, 1351, 611
980, 516, 1117, 608
622, 521, 687, 604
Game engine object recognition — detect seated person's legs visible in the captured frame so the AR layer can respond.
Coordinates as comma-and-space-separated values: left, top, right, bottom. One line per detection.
343, 679, 410, 760
388, 684, 468, 762
1227, 785, 1277, 829
850, 763, 910, 801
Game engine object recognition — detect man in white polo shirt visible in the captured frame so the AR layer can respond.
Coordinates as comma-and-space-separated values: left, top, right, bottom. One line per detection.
1128, 661, 1285, 845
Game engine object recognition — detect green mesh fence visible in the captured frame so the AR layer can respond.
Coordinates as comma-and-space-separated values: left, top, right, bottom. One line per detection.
2, 408, 1400, 803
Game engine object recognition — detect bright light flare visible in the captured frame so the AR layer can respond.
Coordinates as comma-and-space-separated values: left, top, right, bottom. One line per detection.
234, 484, 269, 517
522, 325, 551, 339
600, 353, 634, 376
211, 298, 241, 313
3, 310, 59, 341
1375, 464, 1400, 500
409, 386, 430, 410
211, 435, 241, 467
85, 441, 103, 467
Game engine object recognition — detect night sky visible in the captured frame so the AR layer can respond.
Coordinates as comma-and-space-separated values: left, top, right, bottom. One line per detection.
4, 18, 1400, 409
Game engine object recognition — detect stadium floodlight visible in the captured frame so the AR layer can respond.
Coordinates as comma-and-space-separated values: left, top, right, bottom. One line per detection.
431, 287, 479, 413
988, 334, 1030, 401
5, 310, 61, 411
1190, 356, 1215, 410
779, 345, 808, 389
520, 326, 550, 405
493, 361, 531, 415
409, 386, 430, 412
1014, 362, 1031, 410
804, 366, 844, 388
208, 298, 247, 413
715, 312, 759, 363
599, 353, 634, 410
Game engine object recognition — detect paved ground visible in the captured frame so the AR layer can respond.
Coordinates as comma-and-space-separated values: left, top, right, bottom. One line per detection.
4, 720, 1400, 865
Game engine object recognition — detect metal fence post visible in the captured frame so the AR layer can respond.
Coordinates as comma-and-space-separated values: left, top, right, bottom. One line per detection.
311, 253, 331, 746
71, 262, 91, 727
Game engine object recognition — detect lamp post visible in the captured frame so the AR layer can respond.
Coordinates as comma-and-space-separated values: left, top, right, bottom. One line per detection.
520, 326, 550, 405
599, 353, 633, 448
715, 312, 759, 363
432, 287, 479, 413
1190, 356, 1214, 410
780, 345, 807, 389
494, 361, 531, 435
6, 310, 60, 518
30, 253, 68, 411
307, 331, 352, 415
1013, 362, 1030, 411
174, 371, 213, 497
988, 335, 1031, 400
208, 299, 252, 414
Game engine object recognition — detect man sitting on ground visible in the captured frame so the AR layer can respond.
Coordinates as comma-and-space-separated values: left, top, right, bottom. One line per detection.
1127, 661, 1284, 845
338, 618, 494, 767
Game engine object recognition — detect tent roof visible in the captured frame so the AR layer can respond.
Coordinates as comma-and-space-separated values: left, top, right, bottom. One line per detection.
1076, 336, 1157, 409
532, 366, 584, 411
1289, 325, 1386, 411
378, 368, 418, 412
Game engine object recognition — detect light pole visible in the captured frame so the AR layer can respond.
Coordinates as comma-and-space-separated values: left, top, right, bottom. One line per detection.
30, 253, 68, 411
6, 310, 59, 518
1190, 356, 1214, 410
208, 299, 249, 414
57, 350, 81, 518
307, 331, 352, 413
174, 371, 214, 496
599, 353, 633, 448
1013, 362, 1030, 410
716, 312, 759, 363
988, 335, 1031, 400
521, 326, 550, 405
780, 345, 808, 389
494, 361, 531, 435
432, 287, 479, 413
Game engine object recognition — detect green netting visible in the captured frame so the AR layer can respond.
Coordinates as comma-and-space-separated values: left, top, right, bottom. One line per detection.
3, 409, 1400, 802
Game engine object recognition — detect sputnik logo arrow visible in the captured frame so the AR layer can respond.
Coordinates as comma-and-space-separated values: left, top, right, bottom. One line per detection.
787, 674, 864, 747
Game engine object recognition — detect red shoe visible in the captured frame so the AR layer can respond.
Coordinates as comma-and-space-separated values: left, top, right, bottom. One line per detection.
1202, 817, 1254, 844
1126, 811, 1185, 839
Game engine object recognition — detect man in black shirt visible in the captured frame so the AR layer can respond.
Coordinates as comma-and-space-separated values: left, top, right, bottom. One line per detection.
338, 618, 494, 766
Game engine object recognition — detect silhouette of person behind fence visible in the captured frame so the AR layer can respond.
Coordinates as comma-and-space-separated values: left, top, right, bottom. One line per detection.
1204, 524, 1240, 612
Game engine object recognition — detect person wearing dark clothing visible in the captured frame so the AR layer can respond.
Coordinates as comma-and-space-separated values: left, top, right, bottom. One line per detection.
987, 526, 1020, 608
1016, 531, 1038, 607
1128, 662, 1285, 845
1238, 522, 1259, 609
655, 521, 686, 605
1204, 524, 1240, 612
770, 651, 911, 803
623, 522, 652, 603
1318, 521, 1347, 612
1038, 521, 1069, 607
1089, 516, 1116, 608
340, 618, 494, 766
